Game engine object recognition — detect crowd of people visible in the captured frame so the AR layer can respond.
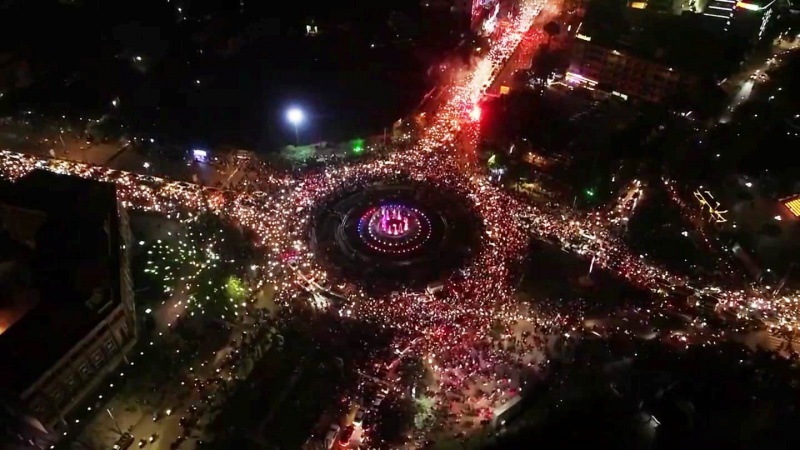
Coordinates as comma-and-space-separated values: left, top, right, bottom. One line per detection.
0, 0, 799, 444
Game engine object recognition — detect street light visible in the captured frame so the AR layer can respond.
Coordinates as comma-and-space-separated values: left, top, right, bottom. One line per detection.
286, 107, 304, 145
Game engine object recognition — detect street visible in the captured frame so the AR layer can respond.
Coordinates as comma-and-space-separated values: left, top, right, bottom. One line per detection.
485, 1, 559, 96
0, 117, 245, 189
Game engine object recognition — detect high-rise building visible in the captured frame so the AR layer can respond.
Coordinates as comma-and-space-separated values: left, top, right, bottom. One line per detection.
702, 0, 776, 42
567, 2, 735, 104
0, 170, 135, 449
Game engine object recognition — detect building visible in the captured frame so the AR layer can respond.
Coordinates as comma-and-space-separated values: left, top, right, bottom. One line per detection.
623, 0, 776, 43
0, 171, 135, 449
567, 1, 734, 103
492, 394, 523, 427
422, 0, 501, 30
702, 0, 776, 42
628, 0, 684, 15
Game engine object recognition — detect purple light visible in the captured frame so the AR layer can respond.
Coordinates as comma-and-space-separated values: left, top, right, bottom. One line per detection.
357, 204, 431, 255
378, 205, 411, 237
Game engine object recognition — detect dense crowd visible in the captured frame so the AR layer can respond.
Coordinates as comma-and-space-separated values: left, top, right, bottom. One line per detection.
1, 0, 799, 442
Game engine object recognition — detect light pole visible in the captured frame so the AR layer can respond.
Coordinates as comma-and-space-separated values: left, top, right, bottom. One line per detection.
286, 107, 304, 145
106, 408, 123, 435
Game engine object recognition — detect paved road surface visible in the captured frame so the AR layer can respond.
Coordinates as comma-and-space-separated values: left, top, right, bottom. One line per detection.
740, 330, 800, 355
486, 1, 559, 96
0, 120, 242, 188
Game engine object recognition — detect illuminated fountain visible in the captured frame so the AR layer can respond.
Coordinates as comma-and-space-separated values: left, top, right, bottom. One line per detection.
311, 182, 481, 287
377, 205, 412, 237
358, 204, 431, 254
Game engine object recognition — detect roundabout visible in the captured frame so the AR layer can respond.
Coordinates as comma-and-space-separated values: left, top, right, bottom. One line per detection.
12, 3, 787, 449
310, 181, 481, 289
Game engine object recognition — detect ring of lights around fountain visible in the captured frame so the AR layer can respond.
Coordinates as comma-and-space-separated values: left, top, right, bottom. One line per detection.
357, 204, 432, 254
310, 181, 480, 290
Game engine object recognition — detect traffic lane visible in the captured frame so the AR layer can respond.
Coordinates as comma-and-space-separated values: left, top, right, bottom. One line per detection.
0, 125, 50, 154
132, 413, 182, 450
739, 330, 800, 354
52, 139, 237, 187
0, 120, 130, 166
137, 364, 227, 450
611, 181, 642, 212
346, 426, 365, 449
719, 80, 755, 124
485, 30, 546, 95
0, 119, 238, 186
96, 148, 212, 186
94, 314, 242, 449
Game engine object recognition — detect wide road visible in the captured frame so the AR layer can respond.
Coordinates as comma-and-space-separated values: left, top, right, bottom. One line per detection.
485, 1, 559, 96
0, 118, 244, 188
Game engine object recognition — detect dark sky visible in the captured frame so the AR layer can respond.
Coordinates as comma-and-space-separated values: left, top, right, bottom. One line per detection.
0, 0, 440, 151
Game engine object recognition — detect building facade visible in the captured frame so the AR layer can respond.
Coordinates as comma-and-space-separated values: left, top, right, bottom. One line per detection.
0, 171, 135, 449
568, 38, 700, 103
702, 0, 776, 42
566, 0, 736, 105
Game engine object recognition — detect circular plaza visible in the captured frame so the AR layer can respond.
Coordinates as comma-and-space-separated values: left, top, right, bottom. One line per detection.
310, 181, 481, 289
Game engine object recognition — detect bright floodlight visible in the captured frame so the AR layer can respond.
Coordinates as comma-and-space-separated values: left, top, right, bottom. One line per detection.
286, 108, 304, 125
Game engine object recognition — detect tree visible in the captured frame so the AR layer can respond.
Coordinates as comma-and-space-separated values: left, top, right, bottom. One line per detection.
280, 145, 315, 164
529, 47, 568, 86
543, 21, 561, 46
141, 212, 257, 321
397, 356, 430, 394
372, 396, 418, 449
414, 395, 436, 429
118, 339, 184, 404
86, 114, 125, 143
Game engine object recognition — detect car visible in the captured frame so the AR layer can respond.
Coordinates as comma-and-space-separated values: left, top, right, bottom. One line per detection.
149, 434, 158, 443
138, 439, 147, 448
324, 424, 340, 449
112, 433, 135, 450
353, 409, 365, 427
372, 392, 386, 408
338, 425, 355, 445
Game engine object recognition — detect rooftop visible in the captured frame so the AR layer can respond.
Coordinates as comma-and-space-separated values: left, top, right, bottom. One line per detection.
580, 0, 741, 78
0, 170, 122, 394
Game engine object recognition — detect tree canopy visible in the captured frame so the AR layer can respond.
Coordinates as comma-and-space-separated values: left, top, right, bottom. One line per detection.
142, 212, 257, 320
